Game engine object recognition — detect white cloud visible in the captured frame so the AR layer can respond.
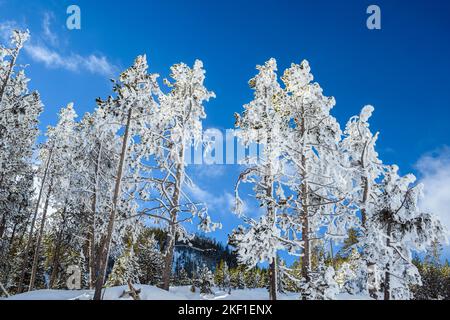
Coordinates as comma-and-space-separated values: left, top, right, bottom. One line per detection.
416, 146, 450, 235
42, 11, 58, 46
191, 164, 226, 179
0, 20, 19, 41
187, 182, 235, 215
0, 18, 118, 77
24, 43, 117, 76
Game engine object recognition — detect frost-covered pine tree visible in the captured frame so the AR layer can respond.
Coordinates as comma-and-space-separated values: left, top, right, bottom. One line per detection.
281, 60, 354, 291
27, 103, 78, 291
0, 29, 42, 292
196, 264, 214, 295
232, 58, 294, 300
137, 231, 164, 286
138, 60, 220, 290
368, 165, 446, 300
177, 267, 192, 286
298, 259, 339, 300
93, 55, 159, 299
341, 105, 382, 227
335, 248, 366, 294
106, 244, 140, 287
340, 105, 383, 294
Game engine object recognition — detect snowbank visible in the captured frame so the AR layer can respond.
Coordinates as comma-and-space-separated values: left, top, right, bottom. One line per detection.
3, 285, 372, 300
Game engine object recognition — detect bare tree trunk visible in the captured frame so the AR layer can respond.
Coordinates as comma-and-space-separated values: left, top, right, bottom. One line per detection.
0, 45, 19, 103
268, 260, 277, 300
361, 177, 369, 228
88, 141, 102, 289
49, 208, 67, 288
0, 214, 6, 240
161, 153, 184, 291
384, 221, 392, 300
17, 148, 53, 293
161, 224, 176, 290
28, 179, 53, 291
301, 201, 310, 281
93, 108, 132, 300
265, 173, 278, 300
298, 104, 310, 283
1, 219, 19, 286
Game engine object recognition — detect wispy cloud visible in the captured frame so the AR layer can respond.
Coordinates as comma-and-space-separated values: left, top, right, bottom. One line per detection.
24, 43, 117, 76
0, 16, 118, 77
416, 146, 450, 235
0, 20, 19, 42
188, 182, 235, 215
42, 11, 58, 46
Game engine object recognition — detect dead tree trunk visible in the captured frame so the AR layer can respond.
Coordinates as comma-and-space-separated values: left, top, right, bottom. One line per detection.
93, 107, 132, 300
29, 178, 53, 291
384, 220, 392, 300
161, 151, 184, 291
268, 259, 277, 300
0, 44, 20, 103
17, 148, 53, 293
88, 141, 102, 289
49, 208, 67, 288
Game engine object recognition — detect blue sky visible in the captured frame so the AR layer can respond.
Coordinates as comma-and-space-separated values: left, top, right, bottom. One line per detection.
1, 0, 450, 259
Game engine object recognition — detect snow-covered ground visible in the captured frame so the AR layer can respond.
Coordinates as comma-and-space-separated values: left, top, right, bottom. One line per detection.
3, 285, 372, 300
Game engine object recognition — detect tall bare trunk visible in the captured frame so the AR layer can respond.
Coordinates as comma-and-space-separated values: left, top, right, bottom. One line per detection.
17, 148, 53, 293
361, 176, 369, 228
298, 103, 310, 282
268, 260, 277, 300
93, 108, 132, 300
301, 195, 310, 281
89, 141, 102, 289
0, 214, 6, 240
0, 45, 20, 103
49, 208, 67, 288
300, 160, 310, 280
28, 179, 53, 291
161, 149, 185, 291
384, 221, 392, 300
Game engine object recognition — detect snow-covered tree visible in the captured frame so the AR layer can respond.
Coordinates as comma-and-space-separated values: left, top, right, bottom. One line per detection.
367, 165, 446, 300
299, 262, 339, 300
232, 58, 294, 300
196, 264, 214, 295
106, 244, 140, 287
138, 59, 220, 290
26, 103, 78, 291
137, 231, 164, 286
0, 29, 43, 293
281, 59, 353, 287
92, 55, 160, 299
335, 248, 366, 294
341, 105, 382, 228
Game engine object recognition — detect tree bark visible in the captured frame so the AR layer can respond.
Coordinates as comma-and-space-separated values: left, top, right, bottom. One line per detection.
384, 220, 392, 300
0, 213, 6, 240
93, 108, 132, 300
268, 260, 277, 300
161, 149, 185, 291
0, 44, 20, 103
89, 141, 102, 289
17, 148, 53, 293
28, 178, 53, 291
49, 208, 67, 288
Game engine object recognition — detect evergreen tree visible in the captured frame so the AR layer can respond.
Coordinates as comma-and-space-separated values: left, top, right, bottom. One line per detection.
0, 29, 42, 293
137, 231, 164, 286
196, 264, 214, 295
232, 58, 294, 300
368, 165, 446, 300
